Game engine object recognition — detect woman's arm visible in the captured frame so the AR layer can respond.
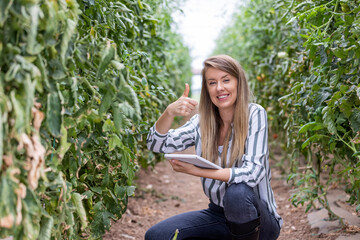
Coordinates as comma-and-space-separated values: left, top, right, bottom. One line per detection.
146, 83, 199, 153
156, 83, 198, 134
169, 159, 231, 182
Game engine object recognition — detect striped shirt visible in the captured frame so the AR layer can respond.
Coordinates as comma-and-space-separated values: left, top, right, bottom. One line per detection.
146, 103, 283, 227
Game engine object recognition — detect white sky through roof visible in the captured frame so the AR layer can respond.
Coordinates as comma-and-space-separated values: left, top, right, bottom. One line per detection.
173, 0, 241, 70
172, 0, 243, 91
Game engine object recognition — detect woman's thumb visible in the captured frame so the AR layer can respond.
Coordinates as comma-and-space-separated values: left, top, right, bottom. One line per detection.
182, 83, 190, 97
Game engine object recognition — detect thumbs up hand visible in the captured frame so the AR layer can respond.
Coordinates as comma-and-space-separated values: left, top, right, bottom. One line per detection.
166, 83, 198, 117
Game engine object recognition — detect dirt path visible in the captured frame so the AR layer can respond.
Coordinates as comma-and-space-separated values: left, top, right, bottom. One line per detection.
103, 159, 357, 240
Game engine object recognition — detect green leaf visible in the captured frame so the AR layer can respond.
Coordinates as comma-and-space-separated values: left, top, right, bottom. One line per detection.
110, 60, 125, 70
352, 151, 360, 157
91, 187, 103, 195
314, 88, 331, 108
102, 171, 110, 187
109, 135, 121, 151
126, 186, 136, 196
27, 5, 42, 55
124, 85, 141, 115
340, 99, 353, 118
90, 202, 115, 238
118, 101, 136, 120
97, 42, 115, 78
58, 125, 71, 159
60, 19, 77, 67
299, 122, 323, 134
46, 91, 62, 137
0, 0, 13, 27
322, 107, 337, 135
286, 16, 297, 25
302, 134, 328, 149
99, 89, 114, 116
349, 109, 360, 133
39, 216, 54, 240
137, 0, 143, 9
112, 104, 123, 132
332, 48, 348, 59
114, 184, 126, 198
102, 119, 116, 133
10, 91, 25, 133
0, 107, 2, 169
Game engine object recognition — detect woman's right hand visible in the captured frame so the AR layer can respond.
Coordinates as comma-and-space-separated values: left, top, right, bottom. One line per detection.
155, 83, 198, 134
166, 83, 198, 117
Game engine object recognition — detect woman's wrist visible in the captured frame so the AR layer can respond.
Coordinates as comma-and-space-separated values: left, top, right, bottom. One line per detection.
164, 106, 175, 118
191, 167, 231, 182
155, 108, 175, 134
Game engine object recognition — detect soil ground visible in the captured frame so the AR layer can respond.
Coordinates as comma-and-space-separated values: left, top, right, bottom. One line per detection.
103, 155, 359, 240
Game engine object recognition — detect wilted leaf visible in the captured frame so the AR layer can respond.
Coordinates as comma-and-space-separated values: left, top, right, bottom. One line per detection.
20, 133, 46, 190
352, 132, 360, 144
71, 193, 88, 230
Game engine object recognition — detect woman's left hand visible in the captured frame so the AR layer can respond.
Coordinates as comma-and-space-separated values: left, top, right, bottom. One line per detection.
168, 159, 198, 175
168, 159, 231, 182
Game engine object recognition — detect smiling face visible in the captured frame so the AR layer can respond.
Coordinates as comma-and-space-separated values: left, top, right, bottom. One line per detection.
205, 67, 238, 113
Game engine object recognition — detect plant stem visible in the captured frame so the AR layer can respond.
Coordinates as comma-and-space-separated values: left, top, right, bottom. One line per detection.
323, 0, 340, 36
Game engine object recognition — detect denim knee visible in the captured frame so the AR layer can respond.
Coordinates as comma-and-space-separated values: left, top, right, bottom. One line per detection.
223, 183, 259, 223
223, 183, 254, 205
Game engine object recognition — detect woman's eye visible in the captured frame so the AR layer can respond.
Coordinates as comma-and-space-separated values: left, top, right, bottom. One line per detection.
209, 81, 216, 85
224, 79, 230, 82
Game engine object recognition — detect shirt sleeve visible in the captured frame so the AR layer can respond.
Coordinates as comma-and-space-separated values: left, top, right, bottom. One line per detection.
228, 105, 267, 187
146, 114, 199, 153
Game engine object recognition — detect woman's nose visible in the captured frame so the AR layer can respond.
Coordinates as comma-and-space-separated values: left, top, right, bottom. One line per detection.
217, 82, 224, 91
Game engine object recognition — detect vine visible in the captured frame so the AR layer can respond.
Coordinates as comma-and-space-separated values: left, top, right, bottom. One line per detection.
0, 0, 191, 238
213, 0, 360, 220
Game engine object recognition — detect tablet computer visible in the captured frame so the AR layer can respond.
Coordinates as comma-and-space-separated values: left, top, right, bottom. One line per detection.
164, 154, 222, 169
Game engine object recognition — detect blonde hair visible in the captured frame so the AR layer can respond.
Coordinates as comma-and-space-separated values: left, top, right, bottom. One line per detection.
199, 55, 251, 167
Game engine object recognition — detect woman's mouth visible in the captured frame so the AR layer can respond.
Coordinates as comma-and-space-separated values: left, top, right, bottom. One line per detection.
217, 94, 229, 100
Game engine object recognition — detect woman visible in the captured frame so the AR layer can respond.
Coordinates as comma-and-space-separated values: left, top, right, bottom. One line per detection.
146, 55, 282, 240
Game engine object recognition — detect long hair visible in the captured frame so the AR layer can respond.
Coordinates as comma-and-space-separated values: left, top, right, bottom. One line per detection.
199, 55, 251, 167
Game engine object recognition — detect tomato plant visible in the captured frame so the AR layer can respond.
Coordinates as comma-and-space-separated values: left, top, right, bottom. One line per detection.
214, 0, 360, 219
0, 0, 191, 239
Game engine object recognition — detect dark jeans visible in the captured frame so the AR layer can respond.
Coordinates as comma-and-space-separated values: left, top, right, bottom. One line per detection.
145, 183, 280, 240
